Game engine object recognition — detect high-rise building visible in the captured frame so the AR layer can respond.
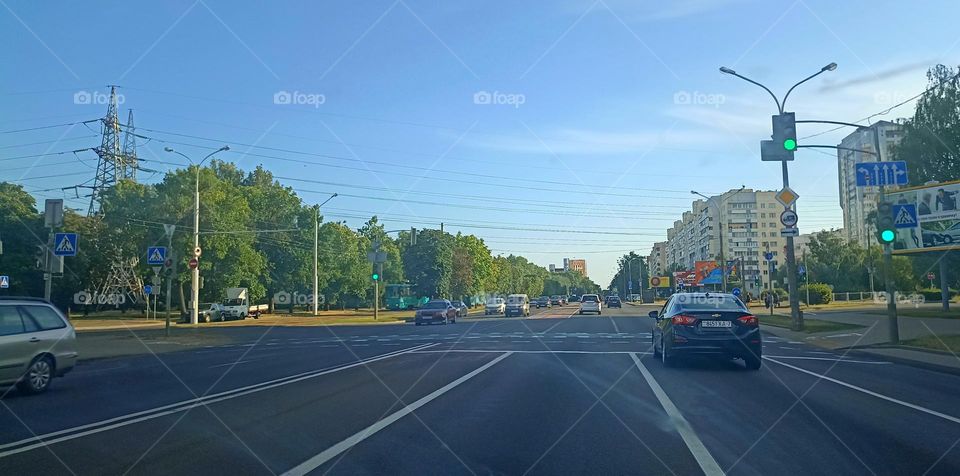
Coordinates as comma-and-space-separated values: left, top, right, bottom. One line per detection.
838, 121, 903, 247
567, 258, 587, 277
647, 241, 668, 277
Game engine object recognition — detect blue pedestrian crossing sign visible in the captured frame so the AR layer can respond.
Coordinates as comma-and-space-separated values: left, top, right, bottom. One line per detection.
798, 264, 806, 275
53, 233, 78, 256
146, 246, 167, 265
732, 287, 741, 297
144, 285, 152, 295
0, 275, 9, 289
892, 204, 918, 228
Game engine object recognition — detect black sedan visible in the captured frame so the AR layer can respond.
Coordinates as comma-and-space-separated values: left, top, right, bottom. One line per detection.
414, 300, 457, 325
535, 296, 551, 308
649, 292, 761, 370
607, 296, 622, 308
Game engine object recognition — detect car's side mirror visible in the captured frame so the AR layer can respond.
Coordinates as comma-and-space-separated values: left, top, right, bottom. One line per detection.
648, 311, 659, 319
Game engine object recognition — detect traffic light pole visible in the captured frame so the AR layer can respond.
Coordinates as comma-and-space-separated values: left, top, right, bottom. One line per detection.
780, 162, 804, 330
873, 126, 900, 343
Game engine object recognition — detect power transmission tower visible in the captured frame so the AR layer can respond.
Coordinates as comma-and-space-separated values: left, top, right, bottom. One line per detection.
96, 254, 146, 310
121, 109, 138, 181
88, 86, 123, 216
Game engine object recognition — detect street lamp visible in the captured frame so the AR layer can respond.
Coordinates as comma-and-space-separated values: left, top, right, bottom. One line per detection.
692, 185, 745, 293
313, 193, 338, 316
718, 62, 836, 330
164, 145, 230, 325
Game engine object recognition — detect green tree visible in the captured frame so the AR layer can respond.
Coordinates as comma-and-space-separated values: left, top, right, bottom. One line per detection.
893, 64, 960, 184
0, 183, 43, 297
402, 228, 454, 298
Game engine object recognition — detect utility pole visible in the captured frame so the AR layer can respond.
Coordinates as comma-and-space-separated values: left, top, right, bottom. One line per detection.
164, 224, 176, 337
873, 126, 900, 343
314, 193, 337, 316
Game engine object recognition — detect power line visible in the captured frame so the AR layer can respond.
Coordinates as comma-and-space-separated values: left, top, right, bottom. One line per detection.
0, 119, 99, 134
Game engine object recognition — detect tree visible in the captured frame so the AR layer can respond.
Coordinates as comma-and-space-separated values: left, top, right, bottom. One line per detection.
806, 230, 868, 291
0, 183, 43, 297
893, 64, 960, 184
402, 228, 454, 298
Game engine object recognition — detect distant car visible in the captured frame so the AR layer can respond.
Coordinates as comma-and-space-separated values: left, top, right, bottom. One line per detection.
485, 298, 505, 315
415, 300, 457, 325
536, 296, 551, 308
0, 297, 78, 394
650, 292, 761, 370
568, 295, 579, 303
607, 296, 622, 308
200, 302, 223, 322
452, 300, 469, 317
550, 295, 562, 306
579, 294, 602, 315
505, 294, 530, 317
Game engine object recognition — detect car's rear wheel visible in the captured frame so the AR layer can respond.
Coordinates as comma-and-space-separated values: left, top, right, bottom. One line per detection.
744, 354, 762, 370
18, 356, 54, 394
661, 339, 676, 367
652, 335, 661, 357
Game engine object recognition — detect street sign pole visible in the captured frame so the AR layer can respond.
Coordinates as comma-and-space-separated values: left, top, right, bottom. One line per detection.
873, 127, 899, 343
781, 163, 802, 330
164, 225, 176, 337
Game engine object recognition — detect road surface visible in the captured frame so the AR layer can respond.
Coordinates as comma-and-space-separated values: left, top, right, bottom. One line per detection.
1, 304, 958, 475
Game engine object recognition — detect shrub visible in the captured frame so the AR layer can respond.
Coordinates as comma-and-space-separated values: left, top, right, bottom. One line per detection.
800, 283, 833, 305
918, 288, 958, 302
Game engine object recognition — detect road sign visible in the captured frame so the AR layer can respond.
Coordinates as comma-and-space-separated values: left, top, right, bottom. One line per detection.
780, 209, 798, 227
152, 266, 162, 276
151, 275, 161, 286
188, 258, 199, 269
193, 247, 202, 257
144, 285, 152, 295
928, 272, 936, 280
53, 233, 78, 256
0, 275, 8, 289
628, 280, 633, 291
163, 224, 177, 237
892, 204, 918, 228
764, 252, 774, 261
780, 227, 799, 237
775, 187, 799, 208
147, 246, 166, 265
798, 264, 806, 275
366, 251, 387, 263
855, 161, 908, 187
732, 287, 741, 297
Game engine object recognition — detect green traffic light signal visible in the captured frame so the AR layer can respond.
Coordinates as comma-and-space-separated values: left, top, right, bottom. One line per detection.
372, 273, 379, 281
783, 138, 797, 151
880, 229, 895, 243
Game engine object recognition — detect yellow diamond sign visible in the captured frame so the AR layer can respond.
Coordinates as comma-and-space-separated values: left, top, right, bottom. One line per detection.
775, 187, 799, 208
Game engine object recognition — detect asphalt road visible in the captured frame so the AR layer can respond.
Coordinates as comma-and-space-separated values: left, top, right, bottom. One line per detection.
2, 303, 959, 475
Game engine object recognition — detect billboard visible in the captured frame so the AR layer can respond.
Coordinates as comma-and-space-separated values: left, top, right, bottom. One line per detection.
649, 276, 671, 288
695, 261, 722, 285
887, 179, 960, 254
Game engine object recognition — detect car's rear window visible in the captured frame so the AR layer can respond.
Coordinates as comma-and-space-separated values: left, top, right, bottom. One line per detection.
20, 305, 67, 330
582, 295, 599, 302
507, 296, 525, 304
423, 301, 448, 309
674, 295, 746, 311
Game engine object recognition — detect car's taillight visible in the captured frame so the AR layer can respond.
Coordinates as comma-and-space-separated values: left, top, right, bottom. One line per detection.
738, 315, 758, 326
672, 314, 697, 326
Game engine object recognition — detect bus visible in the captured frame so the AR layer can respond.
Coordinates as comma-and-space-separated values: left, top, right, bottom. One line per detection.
385, 284, 429, 310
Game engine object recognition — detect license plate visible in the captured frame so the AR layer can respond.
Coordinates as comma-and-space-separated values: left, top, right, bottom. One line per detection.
701, 320, 732, 328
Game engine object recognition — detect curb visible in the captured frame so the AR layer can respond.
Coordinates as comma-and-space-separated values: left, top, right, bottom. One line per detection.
840, 347, 960, 377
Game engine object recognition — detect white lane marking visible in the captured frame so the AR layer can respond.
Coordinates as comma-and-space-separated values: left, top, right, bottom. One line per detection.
629, 353, 724, 476
208, 359, 264, 369
282, 352, 513, 476
412, 349, 650, 355
764, 357, 960, 425
609, 316, 621, 333
0, 343, 438, 457
762, 355, 891, 364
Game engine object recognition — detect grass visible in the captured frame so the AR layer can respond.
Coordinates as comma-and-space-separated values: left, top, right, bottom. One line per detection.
901, 334, 960, 353
758, 313, 864, 334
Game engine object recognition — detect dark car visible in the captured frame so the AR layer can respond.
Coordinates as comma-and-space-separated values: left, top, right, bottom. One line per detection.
535, 296, 551, 308
568, 295, 579, 303
452, 300, 469, 317
650, 292, 761, 370
550, 295, 562, 306
607, 296, 622, 308
414, 300, 457, 325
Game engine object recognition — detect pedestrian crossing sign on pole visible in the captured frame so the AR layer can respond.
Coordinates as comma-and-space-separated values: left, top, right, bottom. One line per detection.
892, 204, 918, 228
0, 275, 9, 289
53, 233, 78, 256
146, 246, 167, 266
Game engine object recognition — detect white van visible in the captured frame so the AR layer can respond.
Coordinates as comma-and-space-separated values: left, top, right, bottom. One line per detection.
505, 294, 530, 317
579, 294, 602, 315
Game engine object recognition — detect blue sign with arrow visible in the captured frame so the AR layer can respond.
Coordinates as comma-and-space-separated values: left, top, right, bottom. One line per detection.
732, 287, 741, 297
855, 161, 908, 187
53, 233, 78, 257
764, 252, 774, 261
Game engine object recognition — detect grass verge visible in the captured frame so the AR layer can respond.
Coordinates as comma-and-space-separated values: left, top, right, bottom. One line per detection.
900, 335, 960, 353
759, 314, 864, 334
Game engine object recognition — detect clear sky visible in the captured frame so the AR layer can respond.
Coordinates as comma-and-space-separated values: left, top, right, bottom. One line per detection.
2, 0, 957, 286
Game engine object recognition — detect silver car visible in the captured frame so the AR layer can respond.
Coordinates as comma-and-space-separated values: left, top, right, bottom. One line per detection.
0, 298, 78, 394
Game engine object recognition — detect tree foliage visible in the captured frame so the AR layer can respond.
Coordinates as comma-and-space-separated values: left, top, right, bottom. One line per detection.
893, 64, 960, 184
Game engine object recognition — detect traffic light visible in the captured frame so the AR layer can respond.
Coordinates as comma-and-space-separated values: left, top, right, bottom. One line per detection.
876, 201, 896, 244
372, 273, 380, 281
773, 112, 797, 152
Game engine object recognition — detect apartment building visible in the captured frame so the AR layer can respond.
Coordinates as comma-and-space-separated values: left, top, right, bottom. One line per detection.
838, 121, 903, 246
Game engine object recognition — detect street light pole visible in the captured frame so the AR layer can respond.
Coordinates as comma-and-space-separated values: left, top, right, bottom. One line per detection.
314, 193, 338, 316
165, 146, 230, 326
719, 62, 836, 331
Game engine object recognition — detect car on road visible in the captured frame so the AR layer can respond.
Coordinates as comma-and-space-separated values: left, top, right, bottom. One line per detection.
579, 294, 602, 315
505, 294, 530, 317
568, 295, 579, 303
452, 300, 469, 317
650, 292, 761, 370
414, 300, 458, 325
550, 295, 563, 306
535, 296, 551, 308
0, 297, 78, 394
607, 296, 622, 308
484, 297, 505, 315
200, 302, 223, 322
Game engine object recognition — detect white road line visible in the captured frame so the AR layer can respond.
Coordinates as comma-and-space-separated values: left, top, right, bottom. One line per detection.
609, 316, 621, 333
208, 359, 264, 369
629, 353, 724, 476
282, 352, 513, 476
764, 357, 960, 425
0, 343, 438, 457
762, 355, 891, 364
412, 349, 649, 355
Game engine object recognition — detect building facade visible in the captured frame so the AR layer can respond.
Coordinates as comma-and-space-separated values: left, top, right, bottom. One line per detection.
647, 241, 668, 277
566, 258, 587, 277
838, 121, 903, 246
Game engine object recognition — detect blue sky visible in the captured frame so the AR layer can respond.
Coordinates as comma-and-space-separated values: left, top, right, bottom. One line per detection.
2, 0, 958, 285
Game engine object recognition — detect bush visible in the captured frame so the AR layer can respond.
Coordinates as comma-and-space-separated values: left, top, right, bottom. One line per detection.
760, 288, 789, 303
800, 283, 833, 305
918, 288, 958, 302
